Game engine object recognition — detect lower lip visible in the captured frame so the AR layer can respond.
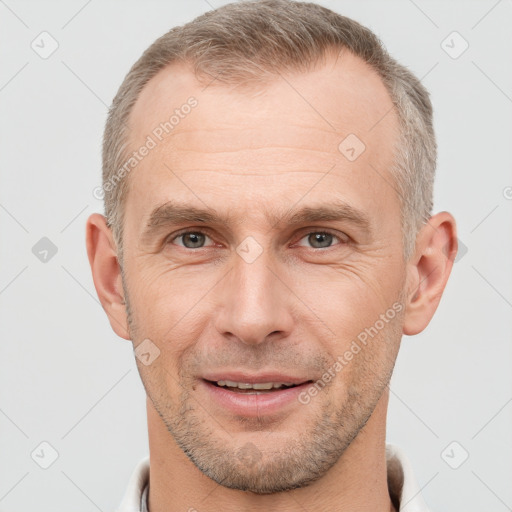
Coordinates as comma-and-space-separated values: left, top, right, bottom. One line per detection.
200, 379, 312, 417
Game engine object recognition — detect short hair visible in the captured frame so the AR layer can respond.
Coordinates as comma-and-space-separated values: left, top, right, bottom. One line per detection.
102, 0, 436, 265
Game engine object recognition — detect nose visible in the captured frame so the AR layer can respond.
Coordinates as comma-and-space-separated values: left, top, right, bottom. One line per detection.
213, 244, 295, 346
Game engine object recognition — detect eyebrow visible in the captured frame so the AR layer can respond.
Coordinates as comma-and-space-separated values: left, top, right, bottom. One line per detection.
140, 199, 371, 243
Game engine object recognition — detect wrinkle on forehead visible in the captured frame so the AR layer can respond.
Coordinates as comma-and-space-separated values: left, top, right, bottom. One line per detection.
127, 50, 398, 157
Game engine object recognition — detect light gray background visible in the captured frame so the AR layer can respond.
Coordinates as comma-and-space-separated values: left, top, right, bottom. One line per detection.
1, 0, 511, 510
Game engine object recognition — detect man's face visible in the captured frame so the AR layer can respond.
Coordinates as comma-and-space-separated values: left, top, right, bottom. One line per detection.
121, 51, 406, 493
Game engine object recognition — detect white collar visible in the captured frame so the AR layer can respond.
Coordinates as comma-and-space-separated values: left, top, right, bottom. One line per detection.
116, 444, 431, 512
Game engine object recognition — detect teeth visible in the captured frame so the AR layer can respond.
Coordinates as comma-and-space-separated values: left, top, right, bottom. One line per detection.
216, 380, 295, 390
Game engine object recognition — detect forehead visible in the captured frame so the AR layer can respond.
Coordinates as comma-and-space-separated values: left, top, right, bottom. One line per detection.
123, 50, 400, 236
128, 50, 397, 142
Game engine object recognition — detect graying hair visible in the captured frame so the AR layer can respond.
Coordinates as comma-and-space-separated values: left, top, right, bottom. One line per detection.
102, 0, 436, 265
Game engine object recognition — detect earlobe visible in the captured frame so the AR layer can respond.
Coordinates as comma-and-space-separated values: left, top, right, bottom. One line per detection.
85, 213, 131, 340
402, 211, 457, 336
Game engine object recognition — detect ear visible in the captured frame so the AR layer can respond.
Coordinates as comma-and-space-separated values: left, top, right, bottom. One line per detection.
403, 211, 457, 336
85, 213, 130, 340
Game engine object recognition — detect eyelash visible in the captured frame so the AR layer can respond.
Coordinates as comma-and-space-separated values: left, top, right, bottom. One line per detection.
168, 228, 348, 250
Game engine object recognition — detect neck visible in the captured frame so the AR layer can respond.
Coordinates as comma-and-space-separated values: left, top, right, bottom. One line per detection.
146, 390, 394, 512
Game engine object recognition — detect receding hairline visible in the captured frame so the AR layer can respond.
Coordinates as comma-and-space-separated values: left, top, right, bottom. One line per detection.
124, 45, 398, 164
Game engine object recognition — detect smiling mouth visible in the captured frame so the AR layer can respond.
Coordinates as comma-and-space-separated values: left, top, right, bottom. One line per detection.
204, 379, 313, 394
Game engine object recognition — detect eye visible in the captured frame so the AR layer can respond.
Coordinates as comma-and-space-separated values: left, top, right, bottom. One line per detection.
296, 230, 347, 249
170, 230, 214, 249
168, 229, 348, 251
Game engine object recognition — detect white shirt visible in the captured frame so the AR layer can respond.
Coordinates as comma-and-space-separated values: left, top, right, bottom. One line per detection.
116, 444, 431, 512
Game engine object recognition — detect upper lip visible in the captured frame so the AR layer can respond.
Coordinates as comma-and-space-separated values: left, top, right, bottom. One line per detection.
202, 372, 313, 385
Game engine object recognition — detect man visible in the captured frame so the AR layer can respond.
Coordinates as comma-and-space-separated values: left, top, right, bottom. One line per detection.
86, 0, 457, 510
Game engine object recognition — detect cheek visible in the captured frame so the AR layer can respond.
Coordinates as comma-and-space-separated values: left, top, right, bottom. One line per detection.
291, 262, 405, 390
128, 261, 206, 327
295, 263, 403, 345
126, 263, 222, 373
327, 311, 403, 403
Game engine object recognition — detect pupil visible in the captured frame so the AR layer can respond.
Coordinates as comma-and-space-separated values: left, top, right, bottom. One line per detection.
184, 232, 204, 248
309, 232, 332, 248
